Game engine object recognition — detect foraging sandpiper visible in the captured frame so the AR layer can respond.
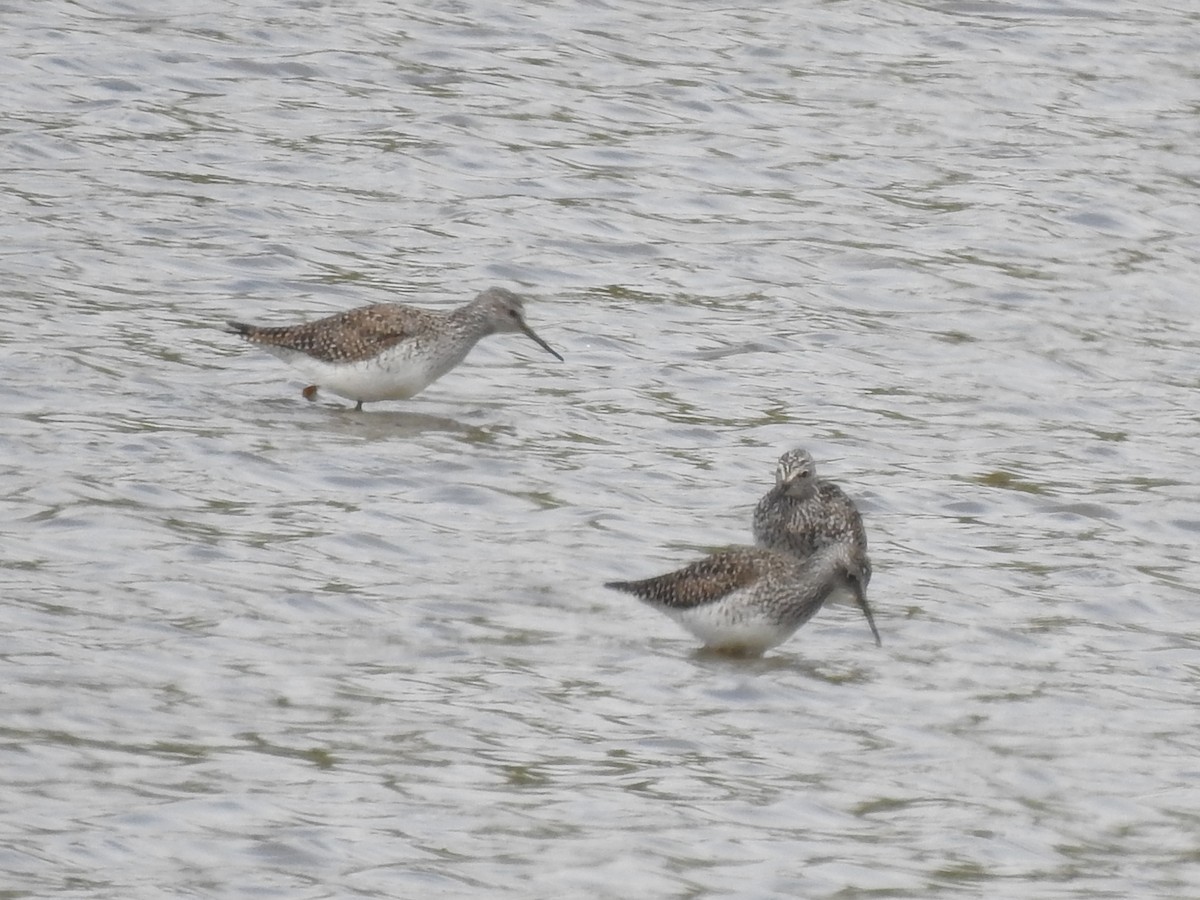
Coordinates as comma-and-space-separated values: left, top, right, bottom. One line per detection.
605, 543, 880, 656
226, 286, 562, 410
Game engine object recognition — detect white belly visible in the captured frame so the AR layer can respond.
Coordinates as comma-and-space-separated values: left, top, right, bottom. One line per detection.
264, 344, 466, 402
663, 597, 797, 655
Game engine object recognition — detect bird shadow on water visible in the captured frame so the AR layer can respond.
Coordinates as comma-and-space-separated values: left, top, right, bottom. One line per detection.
324, 407, 506, 443
686, 646, 875, 684
248, 397, 510, 443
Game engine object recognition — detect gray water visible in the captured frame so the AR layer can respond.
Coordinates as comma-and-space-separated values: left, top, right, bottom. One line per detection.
2, 1, 1199, 897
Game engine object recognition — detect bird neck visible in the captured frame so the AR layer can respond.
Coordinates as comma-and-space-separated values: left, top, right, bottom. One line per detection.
448, 301, 500, 340
783, 482, 817, 501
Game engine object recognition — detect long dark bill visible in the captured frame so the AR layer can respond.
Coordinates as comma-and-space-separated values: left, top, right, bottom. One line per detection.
852, 579, 882, 647
519, 321, 564, 361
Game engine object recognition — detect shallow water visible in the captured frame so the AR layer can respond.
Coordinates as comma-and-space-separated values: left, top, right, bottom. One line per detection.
2, 1, 1199, 897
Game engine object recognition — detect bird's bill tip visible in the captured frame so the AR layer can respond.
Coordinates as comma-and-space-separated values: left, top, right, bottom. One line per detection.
852, 582, 882, 647
520, 322, 564, 361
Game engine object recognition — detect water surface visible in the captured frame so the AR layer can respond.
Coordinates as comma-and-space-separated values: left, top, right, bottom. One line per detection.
2, 1, 1198, 897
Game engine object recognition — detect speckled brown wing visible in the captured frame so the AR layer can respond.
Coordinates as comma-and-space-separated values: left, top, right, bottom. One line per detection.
816, 482, 868, 549
228, 303, 439, 363
605, 549, 766, 610
754, 480, 867, 559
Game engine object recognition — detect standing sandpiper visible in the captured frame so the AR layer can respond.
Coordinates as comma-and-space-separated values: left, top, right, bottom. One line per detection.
226, 286, 562, 410
605, 543, 880, 656
753, 449, 870, 577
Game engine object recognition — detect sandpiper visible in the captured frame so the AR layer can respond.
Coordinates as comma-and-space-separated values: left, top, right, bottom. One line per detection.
605, 543, 880, 656
753, 448, 870, 580
226, 286, 562, 410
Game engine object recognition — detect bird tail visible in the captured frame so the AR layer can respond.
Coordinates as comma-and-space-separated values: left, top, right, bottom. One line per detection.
225, 320, 254, 336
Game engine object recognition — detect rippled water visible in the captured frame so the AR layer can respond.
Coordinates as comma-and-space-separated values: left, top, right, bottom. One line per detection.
3, 1, 1199, 897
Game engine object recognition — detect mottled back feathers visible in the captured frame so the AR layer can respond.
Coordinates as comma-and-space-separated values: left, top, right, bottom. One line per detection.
227, 303, 436, 364
605, 548, 771, 611
754, 480, 868, 562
